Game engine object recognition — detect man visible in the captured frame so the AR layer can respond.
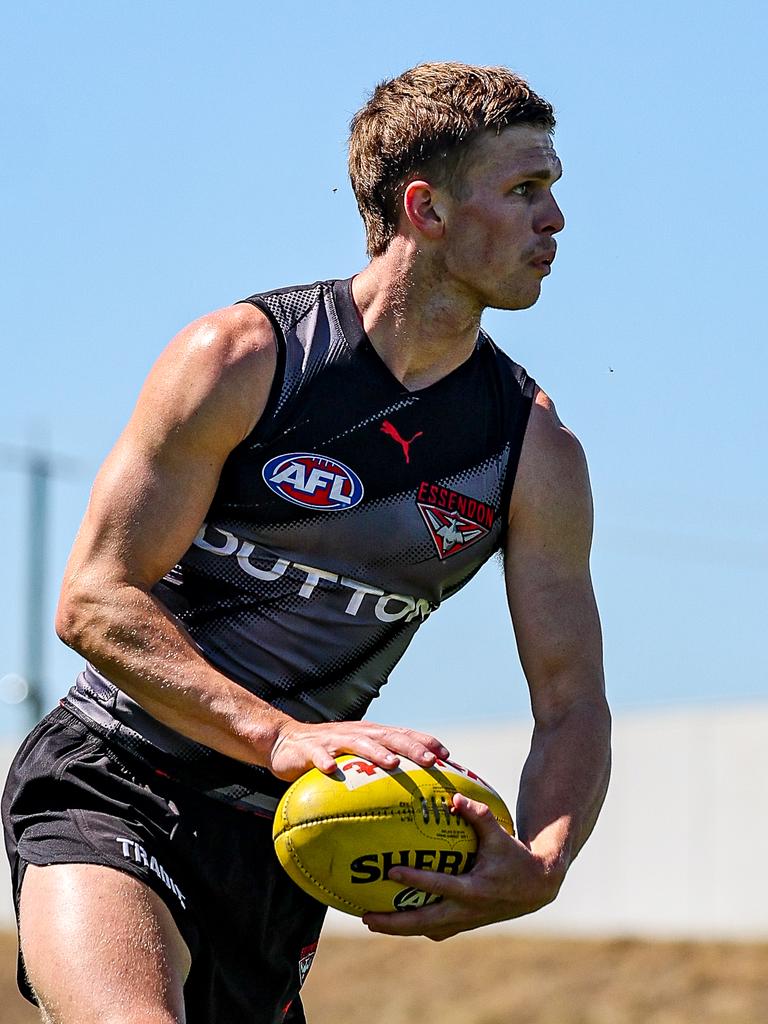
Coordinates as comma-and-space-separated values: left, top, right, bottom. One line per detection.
3, 62, 610, 1023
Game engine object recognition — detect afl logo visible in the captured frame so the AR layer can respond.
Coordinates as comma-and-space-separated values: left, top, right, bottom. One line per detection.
262, 453, 364, 511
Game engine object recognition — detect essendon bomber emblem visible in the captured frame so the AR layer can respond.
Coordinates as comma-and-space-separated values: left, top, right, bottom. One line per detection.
298, 942, 317, 986
262, 453, 364, 510
416, 481, 495, 559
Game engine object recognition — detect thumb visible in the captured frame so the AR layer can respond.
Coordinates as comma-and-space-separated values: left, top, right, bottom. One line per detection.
453, 793, 507, 844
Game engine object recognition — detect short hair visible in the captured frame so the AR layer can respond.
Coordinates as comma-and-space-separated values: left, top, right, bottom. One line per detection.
348, 61, 555, 257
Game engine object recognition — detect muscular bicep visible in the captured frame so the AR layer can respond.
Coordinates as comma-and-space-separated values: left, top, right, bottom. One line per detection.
505, 393, 605, 723
62, 303, 276, 595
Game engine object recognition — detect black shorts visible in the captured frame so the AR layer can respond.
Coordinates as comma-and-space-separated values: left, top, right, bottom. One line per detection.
2, 705, 327, 1024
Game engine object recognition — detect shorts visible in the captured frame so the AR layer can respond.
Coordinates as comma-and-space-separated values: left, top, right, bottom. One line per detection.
2, 705, 327, 1024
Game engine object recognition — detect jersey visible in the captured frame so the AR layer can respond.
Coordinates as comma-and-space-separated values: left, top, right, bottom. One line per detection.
63, 278, 535, 813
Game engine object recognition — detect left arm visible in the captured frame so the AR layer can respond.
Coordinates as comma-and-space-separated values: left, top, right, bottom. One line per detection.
364, 390, 611, 940
506, 389, 610, 882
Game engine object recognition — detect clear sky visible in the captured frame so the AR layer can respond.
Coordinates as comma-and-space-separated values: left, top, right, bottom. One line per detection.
1, 0, 765, 738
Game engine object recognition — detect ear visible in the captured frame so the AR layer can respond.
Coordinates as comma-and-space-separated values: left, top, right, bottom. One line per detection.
402, 180, 445, 241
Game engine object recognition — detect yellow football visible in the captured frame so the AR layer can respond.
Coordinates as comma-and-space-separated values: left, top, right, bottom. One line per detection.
272, 753, 514, 916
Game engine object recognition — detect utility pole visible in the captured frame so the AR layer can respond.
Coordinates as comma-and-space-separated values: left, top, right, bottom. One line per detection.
1, 441, 80, 727
24, 452, 51, 723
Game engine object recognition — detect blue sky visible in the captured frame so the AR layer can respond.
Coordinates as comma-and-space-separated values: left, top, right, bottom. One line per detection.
1, 1, 765, 737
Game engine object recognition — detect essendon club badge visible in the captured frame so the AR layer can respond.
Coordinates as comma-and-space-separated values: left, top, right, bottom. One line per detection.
416, 482, 496, 560
298, 942, 318, 986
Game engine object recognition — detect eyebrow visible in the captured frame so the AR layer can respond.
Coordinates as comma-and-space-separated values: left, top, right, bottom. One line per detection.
516, 164, 563, 182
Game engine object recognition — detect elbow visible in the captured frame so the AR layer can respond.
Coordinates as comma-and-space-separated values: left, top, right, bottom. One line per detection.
55, 591, 85, 651
55, 581, 101, 653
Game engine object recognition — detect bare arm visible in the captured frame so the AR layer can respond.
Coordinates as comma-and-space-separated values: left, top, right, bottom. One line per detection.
364, 389, 610, 939
505, 389, 611, 878
56, 304, 448, 780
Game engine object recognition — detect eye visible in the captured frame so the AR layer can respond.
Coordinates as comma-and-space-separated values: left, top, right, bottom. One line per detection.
509, 182, 532, 197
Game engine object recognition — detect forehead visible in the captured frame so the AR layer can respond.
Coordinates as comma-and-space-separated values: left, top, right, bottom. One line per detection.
466, 125, 561, 183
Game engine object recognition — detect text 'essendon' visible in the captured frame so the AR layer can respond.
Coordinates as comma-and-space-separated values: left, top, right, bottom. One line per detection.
416, 482, 496, 528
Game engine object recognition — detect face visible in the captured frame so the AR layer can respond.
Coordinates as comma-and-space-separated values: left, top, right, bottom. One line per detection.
438, 125, 564, 311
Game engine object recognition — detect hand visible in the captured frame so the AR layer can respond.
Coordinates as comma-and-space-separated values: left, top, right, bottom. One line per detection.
268, 719, 450, 782
362, 794, 565, 941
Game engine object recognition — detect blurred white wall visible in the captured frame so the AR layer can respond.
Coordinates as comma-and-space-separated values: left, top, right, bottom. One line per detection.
2, 701, 767, 938
326, 701, 768, 939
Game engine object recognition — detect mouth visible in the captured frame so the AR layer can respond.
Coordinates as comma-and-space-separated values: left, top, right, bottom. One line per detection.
529, 248, 556, 273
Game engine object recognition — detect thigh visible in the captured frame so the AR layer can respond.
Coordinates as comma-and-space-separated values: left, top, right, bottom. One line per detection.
3, 708, 325, 1023
3, 709, 199, 1012
180, 800, 327, 1024
20, 862, 190, 1024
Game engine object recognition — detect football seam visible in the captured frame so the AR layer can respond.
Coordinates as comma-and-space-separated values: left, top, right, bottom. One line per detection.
274, 809, 401, 839
276, 807, 514, 840
285, 836, 368, 915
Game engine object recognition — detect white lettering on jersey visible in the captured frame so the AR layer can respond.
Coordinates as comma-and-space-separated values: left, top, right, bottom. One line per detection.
269, 464, 353, 505
193, 525, 238, 556
328, 473, 353, 505
237, 540, 290, 580
270, 463, 307, 489
339, 577, 385, 615
376, 593, 417, 622
191, 524, 436, 623
294, 563, 339, 598
303, 467, 334, 495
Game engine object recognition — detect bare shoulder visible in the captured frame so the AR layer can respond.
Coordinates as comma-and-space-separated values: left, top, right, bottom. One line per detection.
508, 387, 593, 554
153, 301, 276, 400
171, 301, 274, 358
135, 302, 277, 452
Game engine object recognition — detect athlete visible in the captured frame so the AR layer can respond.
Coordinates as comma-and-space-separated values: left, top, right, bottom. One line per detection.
3, 62, 611, 1023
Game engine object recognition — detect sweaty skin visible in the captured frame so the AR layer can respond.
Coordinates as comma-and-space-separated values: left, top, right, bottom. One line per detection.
363, 389, 610, 939
25, 124, 610, 1008
54, 301, 450, 781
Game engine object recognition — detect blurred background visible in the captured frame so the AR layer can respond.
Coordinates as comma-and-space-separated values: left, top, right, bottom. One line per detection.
1, 1, 766, 1020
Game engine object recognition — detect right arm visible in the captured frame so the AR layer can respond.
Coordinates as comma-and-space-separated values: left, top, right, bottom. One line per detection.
56, 303, 448, 780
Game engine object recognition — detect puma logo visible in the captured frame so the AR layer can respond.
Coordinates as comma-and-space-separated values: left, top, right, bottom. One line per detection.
380, 420, 423, 464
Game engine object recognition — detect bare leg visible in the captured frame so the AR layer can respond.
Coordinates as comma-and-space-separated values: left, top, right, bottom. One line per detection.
19, 863, 191, 1024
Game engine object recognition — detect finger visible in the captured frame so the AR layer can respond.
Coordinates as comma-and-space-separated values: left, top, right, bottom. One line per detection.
376, 731, 449, 767
363, 899, 454, 936
452, 793, 507, 844
334, 734, 433, 771
341, 724, 449, 765
332, 739, 402, 770
366, 918, 459, 942
311, 747, 342, 775
386, 865, 467, 899
403, 731, 451, 760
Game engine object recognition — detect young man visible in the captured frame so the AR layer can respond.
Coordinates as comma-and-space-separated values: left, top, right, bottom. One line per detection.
3, 62, 610, 1023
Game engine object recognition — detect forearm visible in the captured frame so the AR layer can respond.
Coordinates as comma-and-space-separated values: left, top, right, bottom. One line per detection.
57, 578, 450, 783
516, 692, 611, 886
362, 698, 611, 939
57, 580, 291, 767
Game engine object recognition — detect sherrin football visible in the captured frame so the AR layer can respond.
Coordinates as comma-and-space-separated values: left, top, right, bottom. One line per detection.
272, 753, 514, 916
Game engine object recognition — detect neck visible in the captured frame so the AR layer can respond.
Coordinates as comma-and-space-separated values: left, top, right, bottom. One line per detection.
351, 240, 483, 391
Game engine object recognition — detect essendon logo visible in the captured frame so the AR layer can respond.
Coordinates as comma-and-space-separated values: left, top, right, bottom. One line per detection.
416, 482, 495, 560
262, 453, 364, 511
298, 942, 317, 986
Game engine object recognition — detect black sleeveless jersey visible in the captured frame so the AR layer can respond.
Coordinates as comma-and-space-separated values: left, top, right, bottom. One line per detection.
64, 278, 535, 813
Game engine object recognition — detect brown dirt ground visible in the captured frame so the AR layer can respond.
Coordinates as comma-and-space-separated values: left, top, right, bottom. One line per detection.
2, 930, 767, 1023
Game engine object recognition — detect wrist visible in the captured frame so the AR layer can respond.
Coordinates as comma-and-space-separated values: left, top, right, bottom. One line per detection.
526, 830, 573, 904
204, 684, 294, 767
534, 850, 569, 903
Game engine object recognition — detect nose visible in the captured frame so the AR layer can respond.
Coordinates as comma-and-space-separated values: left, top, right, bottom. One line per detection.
537, 191, 565, 235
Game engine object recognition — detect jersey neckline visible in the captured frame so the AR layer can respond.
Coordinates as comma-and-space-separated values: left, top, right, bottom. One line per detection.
331, 277, 487, 398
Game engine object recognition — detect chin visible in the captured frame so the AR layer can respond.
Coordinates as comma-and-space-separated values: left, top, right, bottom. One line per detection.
488, 286, 542, 312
